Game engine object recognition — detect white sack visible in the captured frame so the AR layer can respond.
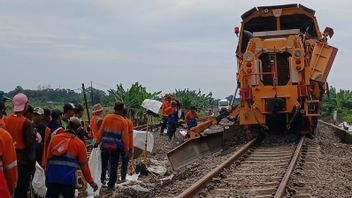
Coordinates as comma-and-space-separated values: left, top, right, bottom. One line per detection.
86, 148, 102, 197
141, 99, 162, 114
133, 130, 154, 152
32, 162, 47, 197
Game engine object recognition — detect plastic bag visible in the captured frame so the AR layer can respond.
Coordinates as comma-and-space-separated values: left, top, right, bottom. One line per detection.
32, 162, 47, 197
133, 130, 154, 152
86, 148, 102, 197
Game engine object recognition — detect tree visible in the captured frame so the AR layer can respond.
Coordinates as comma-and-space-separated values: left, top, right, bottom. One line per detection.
174, 89, 213, 112
108, 82, 161, 124
321, 87, 352, 123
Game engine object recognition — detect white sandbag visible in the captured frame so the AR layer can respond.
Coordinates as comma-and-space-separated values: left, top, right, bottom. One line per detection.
86, 148, 102, 197
126, 173, 140, 181
141, 99, 162, 114
133, 130, 154, 152
32, 162, 47, 197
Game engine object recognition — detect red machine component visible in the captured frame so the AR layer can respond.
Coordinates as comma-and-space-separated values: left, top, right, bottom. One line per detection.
297, 85, 311, 97
240, 88, 253, 100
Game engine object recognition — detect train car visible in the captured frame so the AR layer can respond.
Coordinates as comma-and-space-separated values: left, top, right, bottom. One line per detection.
235, 4, 337, 134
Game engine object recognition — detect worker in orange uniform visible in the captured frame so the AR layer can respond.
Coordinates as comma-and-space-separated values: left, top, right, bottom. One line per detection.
4, 93, 35, 198
90, 103, 104, 143
185, 106, 199, 130
121, 109, 134, 183
0, 127, 18, 197
45, 117, 98, 197
160, 94, 172, 135
167, 101, 178, 140
96, 102, 129, 191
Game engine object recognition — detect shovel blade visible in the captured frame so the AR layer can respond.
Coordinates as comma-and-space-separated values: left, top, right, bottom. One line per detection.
167, 132, 224, 170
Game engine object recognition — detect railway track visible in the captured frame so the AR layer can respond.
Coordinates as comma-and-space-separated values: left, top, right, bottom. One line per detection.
177, 135, 307, 198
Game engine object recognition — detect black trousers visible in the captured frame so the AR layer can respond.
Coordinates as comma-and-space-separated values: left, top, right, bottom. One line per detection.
15, 163, 32, 198
119, 150, 128, 181
45, 183, 75, 198
101, 149, 118, 188
160, 116, 168, 134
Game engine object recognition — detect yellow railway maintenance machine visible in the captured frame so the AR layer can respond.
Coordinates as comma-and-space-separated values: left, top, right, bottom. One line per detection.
168, 4, 337, 170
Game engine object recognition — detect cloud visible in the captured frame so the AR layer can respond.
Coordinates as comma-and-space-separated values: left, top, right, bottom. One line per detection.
0, 0, 351, 98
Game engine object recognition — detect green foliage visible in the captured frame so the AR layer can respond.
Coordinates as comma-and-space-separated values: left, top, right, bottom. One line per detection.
321, 87, 352, 123
174, 89, 212, 112
108, 82, 161, 124
7, 86, 83, 104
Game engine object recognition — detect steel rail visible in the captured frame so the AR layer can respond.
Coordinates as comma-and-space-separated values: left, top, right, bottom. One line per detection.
274, 136, 305, 198
176, 138, 258, 198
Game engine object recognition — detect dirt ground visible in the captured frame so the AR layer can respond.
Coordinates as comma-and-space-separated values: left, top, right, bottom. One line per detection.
95, 121, 352, 198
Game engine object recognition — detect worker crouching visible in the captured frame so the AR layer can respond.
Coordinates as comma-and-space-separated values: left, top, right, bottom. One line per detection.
45, 117, 97, 197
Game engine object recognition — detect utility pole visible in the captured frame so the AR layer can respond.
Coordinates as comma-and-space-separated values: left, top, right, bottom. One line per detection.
90, 81, 94, 106
82, 83, 91, 122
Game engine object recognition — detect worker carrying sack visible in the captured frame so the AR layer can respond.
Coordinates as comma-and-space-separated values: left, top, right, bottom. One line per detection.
51, 135, 75, 156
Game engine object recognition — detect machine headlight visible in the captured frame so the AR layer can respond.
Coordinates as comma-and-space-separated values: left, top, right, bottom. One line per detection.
245, 53, 254, 61
294, 50, 302, 58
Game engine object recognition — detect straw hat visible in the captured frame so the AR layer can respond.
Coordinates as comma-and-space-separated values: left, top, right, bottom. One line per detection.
92, 103, 104, 113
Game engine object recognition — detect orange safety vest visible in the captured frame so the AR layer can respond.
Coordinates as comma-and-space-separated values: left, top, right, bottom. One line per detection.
0, 128, 17, 196
41, 127, 51, 168
46, 131, 93, 184
4, 114, 26, 150
126, 118, 134, 150
161, 100, 172, 117
90, 115, 102, 139
97, 114, 129, 153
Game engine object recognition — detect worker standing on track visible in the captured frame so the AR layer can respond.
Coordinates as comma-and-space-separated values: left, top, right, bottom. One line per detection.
185, 106, 199, 130
0, 124, 18, 197
45, 117, 98, 197
4, 93, 35, 198
61, 103, 75, 129
121, 109, 134, 183
167, 101, 178, 140
90, 103, 104, 143
96, 102, 129, 191
160, 94, 172, 135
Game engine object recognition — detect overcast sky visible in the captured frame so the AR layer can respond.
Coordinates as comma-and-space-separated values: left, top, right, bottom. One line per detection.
1, 0, 350, 98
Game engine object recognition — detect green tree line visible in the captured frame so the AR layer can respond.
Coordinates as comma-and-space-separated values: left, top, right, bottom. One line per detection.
321, 87, 352, 123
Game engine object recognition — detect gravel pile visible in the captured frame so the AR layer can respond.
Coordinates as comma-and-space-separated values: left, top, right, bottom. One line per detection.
311, 123, 352, 197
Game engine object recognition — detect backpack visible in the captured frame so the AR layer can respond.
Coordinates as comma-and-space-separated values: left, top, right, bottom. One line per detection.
51, 135, 75, 156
